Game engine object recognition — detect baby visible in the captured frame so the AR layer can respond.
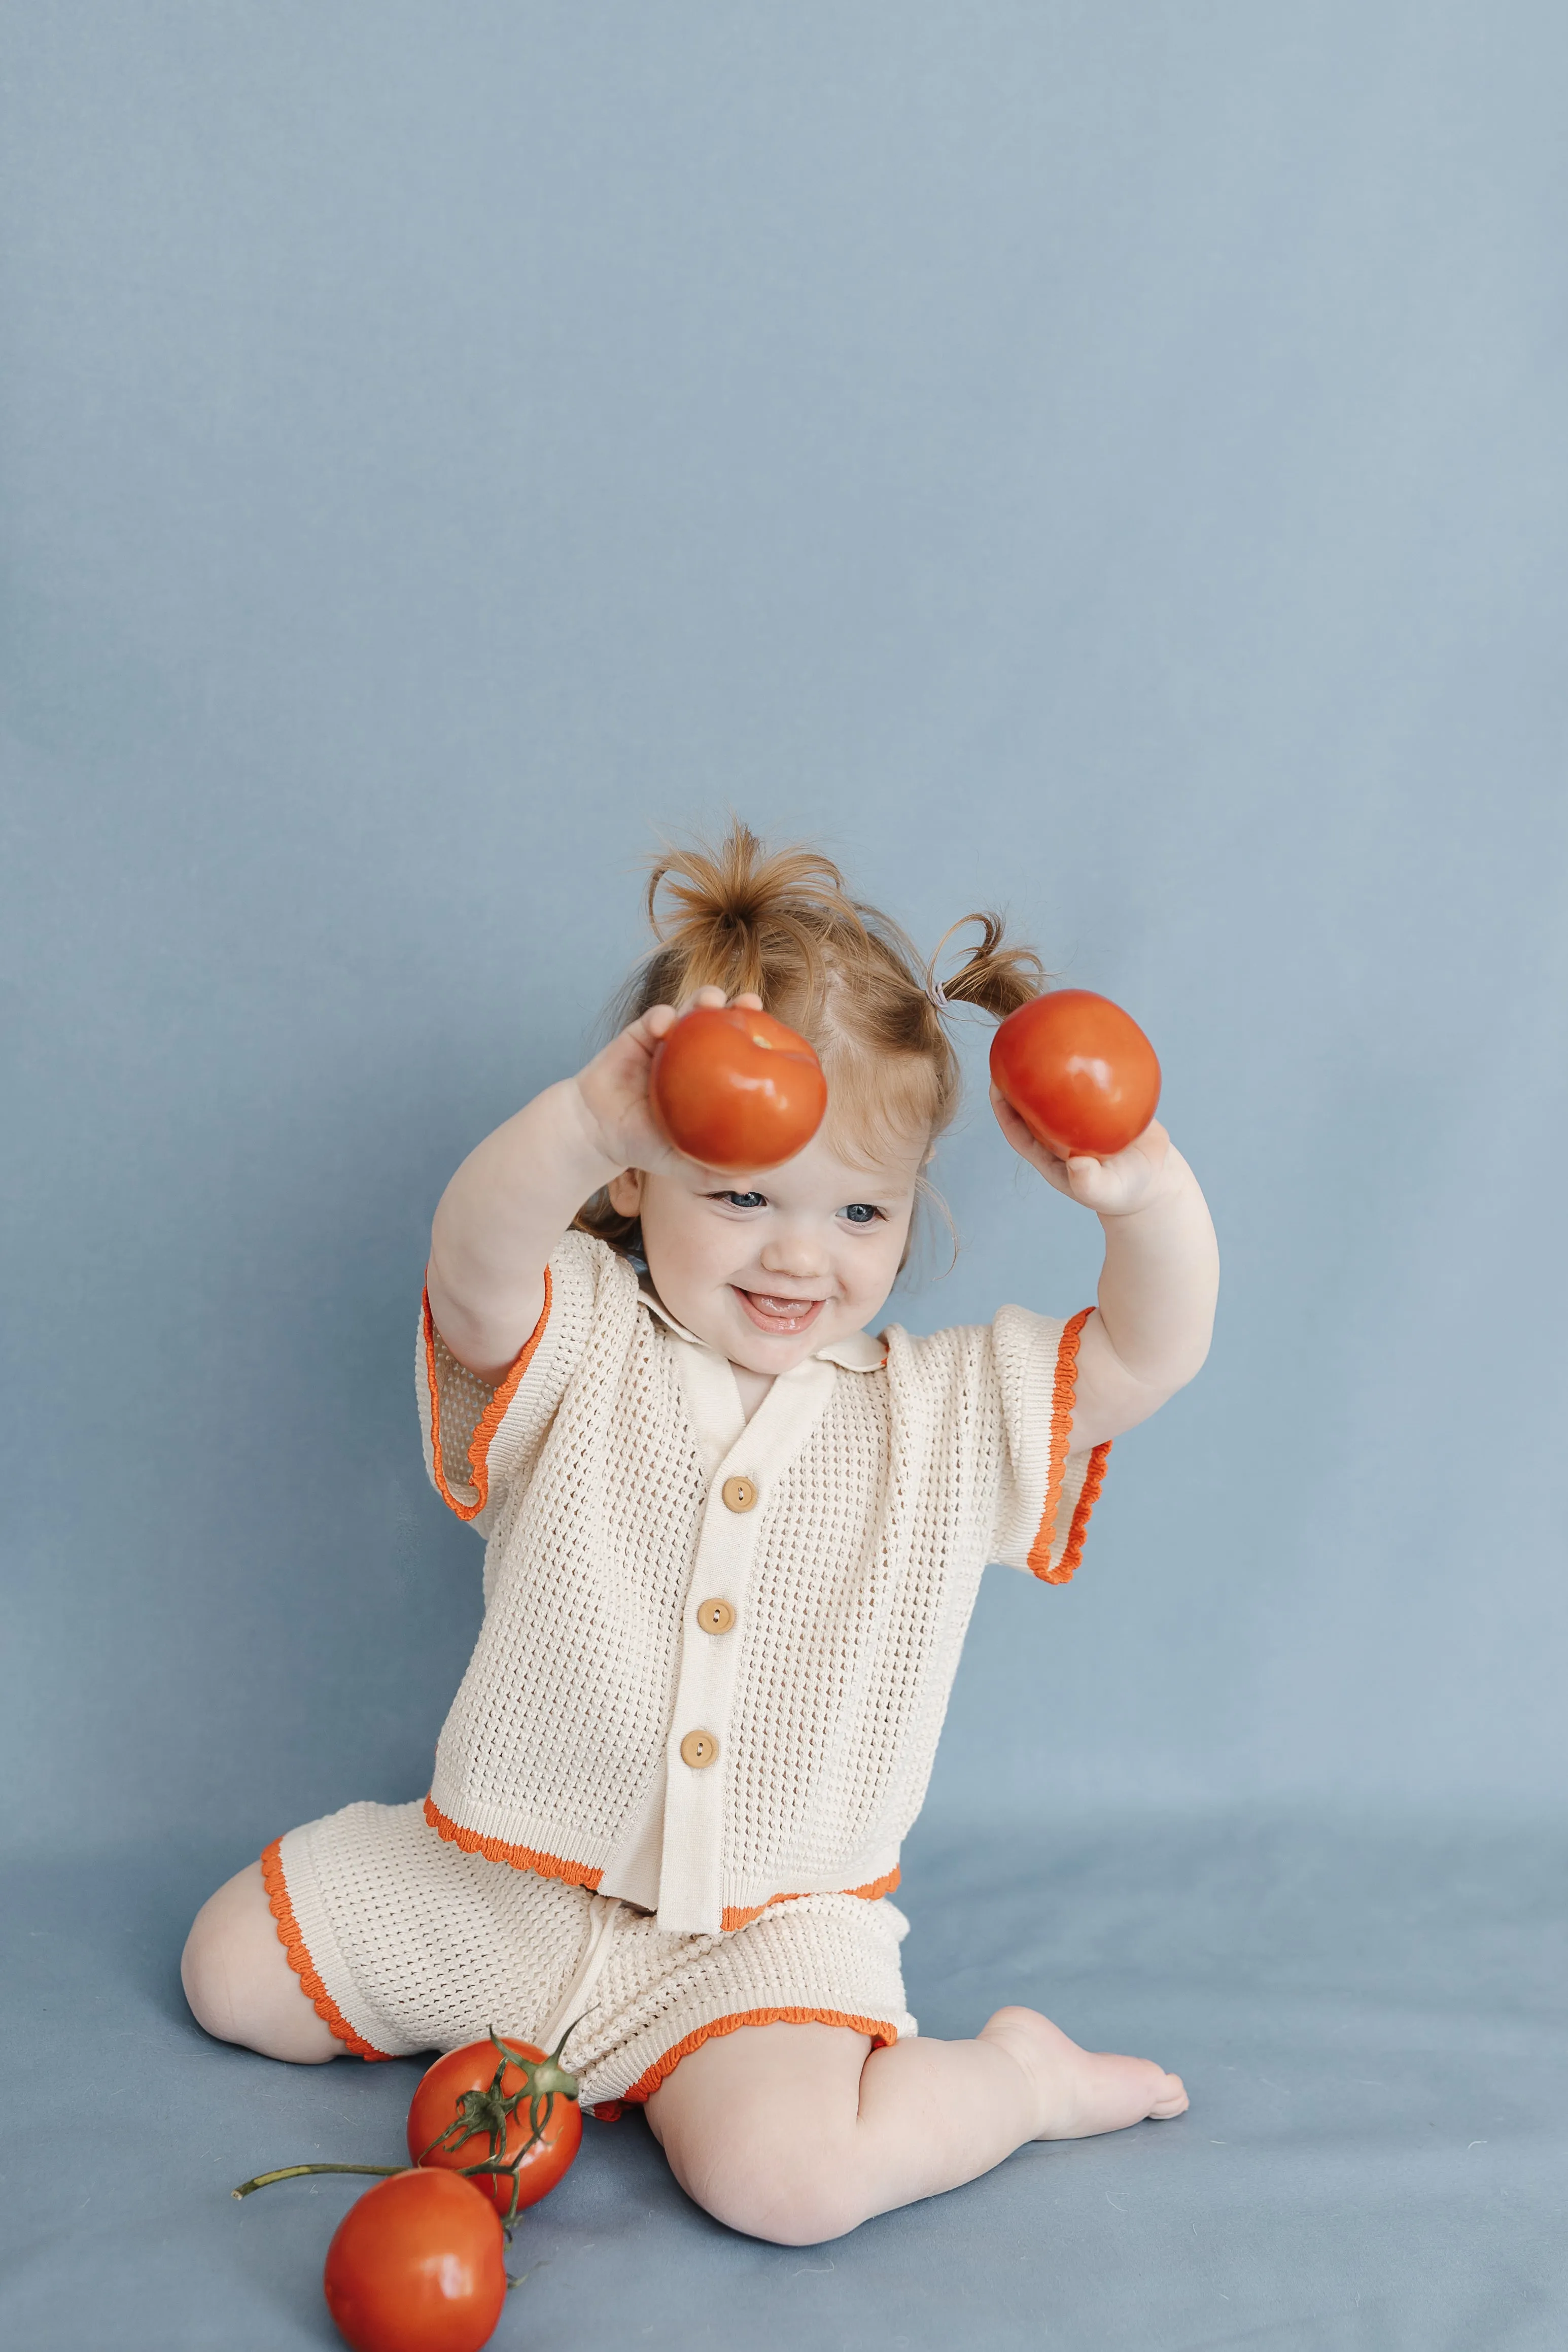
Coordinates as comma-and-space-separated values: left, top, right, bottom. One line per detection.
182, 823, 1219, 2246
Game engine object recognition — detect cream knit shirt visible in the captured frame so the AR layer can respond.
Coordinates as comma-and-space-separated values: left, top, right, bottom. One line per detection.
417, 1231, 1109, 1940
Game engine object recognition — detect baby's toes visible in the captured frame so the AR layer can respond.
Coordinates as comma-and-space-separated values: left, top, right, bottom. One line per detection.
1149, 2070, 1189, 2119
981, 2010, 1189, 2140
1046, 2049, 1189, 2139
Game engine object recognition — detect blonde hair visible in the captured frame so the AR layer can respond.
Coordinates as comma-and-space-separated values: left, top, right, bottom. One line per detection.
576, 820, 1045, 1261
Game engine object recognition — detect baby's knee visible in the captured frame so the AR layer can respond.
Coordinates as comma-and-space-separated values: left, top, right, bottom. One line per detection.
181, 1888, 243, 2043
181, 1862, 337, 2063
665, 2114, 866, 2246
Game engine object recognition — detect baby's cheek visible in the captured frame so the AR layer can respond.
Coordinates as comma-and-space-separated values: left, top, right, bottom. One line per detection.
847, 1235, 906, 1319
643, 1219, 747, 1346
641, 1185, 723, 1284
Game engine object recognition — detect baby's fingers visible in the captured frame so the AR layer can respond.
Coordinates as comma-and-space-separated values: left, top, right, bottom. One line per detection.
990, 1086, 1077, 1189
1061, 1155, 1121, 1208
637, 985, 764, 1025
989, 1085, 1042, 1155
687, 985, 764, 1012
1063, 1123, 1170, 1213
624, 1001, 679, 1050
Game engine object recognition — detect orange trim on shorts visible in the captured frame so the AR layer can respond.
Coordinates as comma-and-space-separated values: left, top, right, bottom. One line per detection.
421, 1270, 552, 1521
260, 1837, 394, 2062
1026, 1307, 1112, 1584
718, 1866, 902, 1934
423, 1795, 604, 1889
622, 2009, 900, 2105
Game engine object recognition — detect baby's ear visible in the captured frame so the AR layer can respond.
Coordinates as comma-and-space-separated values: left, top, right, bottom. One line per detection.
606, 1168, 644, 1215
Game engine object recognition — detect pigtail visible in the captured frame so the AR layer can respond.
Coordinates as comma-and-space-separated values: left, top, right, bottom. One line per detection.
926, 913, 1046, 1022
643, 823, 867, 1012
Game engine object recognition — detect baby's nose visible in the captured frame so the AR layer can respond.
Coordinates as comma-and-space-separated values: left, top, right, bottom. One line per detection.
759, 1233, 830, 1278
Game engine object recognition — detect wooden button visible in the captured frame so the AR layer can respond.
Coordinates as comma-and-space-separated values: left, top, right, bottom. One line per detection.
696, 1597, 736, 1635
721, 1476, 757, 1513
679, 1728, 719, 1770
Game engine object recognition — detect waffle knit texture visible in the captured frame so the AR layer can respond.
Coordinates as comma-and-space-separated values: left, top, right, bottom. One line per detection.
419, 1231, 1109, 1938
271, 1800, 914, 2103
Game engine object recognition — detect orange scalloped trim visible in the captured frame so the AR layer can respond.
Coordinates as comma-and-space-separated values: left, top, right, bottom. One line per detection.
260, 1838, 394, 2061
719, 1866, 902, 1933
1054, 1439, 1111, 1583
422, 1270, 552, 1521
625, 2009, 899, 2105
1026, 1307, 1112, 1583
423, 1795, 603, 1889
1026, 1305, 1091, 1576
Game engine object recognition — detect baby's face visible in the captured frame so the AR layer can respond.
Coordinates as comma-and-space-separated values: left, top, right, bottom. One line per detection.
610, 1125, 927, 1374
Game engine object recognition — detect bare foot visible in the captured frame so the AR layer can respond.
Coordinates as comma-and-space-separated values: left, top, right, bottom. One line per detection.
979, 2005, 1188, 2138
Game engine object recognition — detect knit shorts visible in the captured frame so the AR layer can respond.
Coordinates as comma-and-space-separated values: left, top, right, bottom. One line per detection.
264, 1800, 917, 2110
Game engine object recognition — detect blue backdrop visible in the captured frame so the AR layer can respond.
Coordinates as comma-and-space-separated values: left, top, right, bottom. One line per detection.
7, 3, 1563, 1861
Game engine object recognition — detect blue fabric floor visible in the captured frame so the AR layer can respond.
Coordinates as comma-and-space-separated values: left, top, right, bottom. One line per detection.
2, 1810, 1562, 2350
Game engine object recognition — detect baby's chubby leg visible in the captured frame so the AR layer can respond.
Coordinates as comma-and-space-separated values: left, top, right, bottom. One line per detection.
181, 1862, 340, 2062
645, 2008, 1187, 2246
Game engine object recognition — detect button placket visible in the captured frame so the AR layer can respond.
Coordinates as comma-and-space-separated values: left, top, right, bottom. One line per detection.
675, 1478, 757, 1744
655, 1476, 756, 1931
655, 1359, 839, 1936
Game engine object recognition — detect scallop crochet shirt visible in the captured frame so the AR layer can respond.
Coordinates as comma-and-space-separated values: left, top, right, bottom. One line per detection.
418, 1231, 1110, 1939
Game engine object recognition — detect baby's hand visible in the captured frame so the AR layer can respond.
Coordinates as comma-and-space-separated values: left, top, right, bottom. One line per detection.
990, 1086, 1176, 1218
574, 987, 764, 1176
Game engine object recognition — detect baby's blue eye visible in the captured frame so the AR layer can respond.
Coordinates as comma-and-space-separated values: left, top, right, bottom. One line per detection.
840, 1203, 882, 1225
719, 1191, 768, 1209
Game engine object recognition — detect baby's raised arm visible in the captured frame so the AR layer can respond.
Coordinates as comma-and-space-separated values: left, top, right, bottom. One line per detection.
426, 986, 755, 1380
990, 1091, 1221, 1452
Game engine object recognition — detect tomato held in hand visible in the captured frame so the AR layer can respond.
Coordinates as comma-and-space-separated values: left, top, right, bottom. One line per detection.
649, 1004, 828, 1171
408, 2033, 582, 2221
322, 2170, 506, 2352
990, 989, 1161, 1160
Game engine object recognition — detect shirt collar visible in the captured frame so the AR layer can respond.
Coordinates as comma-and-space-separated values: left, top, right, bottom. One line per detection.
638, 1283, 886, 1373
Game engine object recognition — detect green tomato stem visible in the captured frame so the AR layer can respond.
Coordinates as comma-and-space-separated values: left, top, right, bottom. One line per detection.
232, 2163, 405, 2200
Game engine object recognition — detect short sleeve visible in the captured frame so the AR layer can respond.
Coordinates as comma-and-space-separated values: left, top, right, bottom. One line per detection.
415, 1229, 624, 1537
988, 1304, 1113, 1583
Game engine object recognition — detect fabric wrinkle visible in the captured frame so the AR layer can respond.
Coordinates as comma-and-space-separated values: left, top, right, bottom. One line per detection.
539, 1891, 625, 2056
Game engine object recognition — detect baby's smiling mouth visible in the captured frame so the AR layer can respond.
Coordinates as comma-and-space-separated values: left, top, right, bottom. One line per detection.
733, 1288, 828, 1335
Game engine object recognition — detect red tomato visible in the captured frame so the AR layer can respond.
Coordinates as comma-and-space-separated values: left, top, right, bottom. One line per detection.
322, 2170, 506, 2352
408, 2036, 582, 2220
649, 1004, 827, 1171
990, 989, 1161, 1159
